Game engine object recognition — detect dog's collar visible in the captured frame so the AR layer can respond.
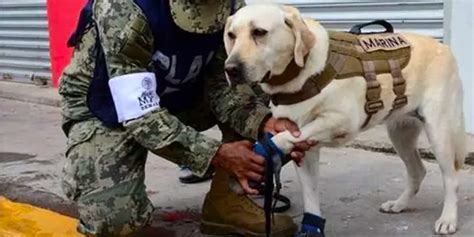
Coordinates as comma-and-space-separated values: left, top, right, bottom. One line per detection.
270, 66, 335, 106
264, 57, 307, 86
270, 51, 338, 106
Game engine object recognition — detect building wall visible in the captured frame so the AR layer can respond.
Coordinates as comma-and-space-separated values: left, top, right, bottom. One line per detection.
444, 0, 474, 133
0, 0, 51, 84
271, 0, 444, 40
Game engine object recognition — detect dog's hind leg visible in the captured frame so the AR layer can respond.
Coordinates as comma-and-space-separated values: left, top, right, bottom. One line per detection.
422, 105, 464, 234
380, 116, 426, 213
423, 114, 461, 234
419, 48, 465, 235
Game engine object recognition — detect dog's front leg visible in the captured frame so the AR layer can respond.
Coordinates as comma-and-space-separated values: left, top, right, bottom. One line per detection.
271, 116, 340, 153
271, 118, 338, 236
295, 148, 326, 236
297, 148, 322, 214
271, 130, 326, 235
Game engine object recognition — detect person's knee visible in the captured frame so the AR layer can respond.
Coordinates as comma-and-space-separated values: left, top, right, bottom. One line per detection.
76, 183, 154, 236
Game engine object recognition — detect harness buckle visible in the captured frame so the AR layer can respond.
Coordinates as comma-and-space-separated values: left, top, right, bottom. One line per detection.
365, 84, 381, 100
367, 83, 381, 89
365, 100, 384, 114
392, 95, 408, 109
392, 81, 406, 96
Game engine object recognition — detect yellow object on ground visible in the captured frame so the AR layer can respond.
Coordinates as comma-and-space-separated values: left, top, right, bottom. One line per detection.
0, 196, 84, 237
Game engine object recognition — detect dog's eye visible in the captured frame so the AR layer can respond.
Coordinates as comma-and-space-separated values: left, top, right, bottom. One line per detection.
227, 32, 236, 40
284, 19, 293, 29
252, 28, 268, 37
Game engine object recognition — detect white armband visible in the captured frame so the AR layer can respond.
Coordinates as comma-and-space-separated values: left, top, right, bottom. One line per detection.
108, 72, 160, 123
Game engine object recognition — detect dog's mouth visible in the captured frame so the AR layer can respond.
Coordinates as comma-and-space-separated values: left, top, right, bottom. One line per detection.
261, 71, 271, 84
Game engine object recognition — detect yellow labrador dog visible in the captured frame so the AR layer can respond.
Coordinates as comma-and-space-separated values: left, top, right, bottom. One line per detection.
224, 4, 466, 235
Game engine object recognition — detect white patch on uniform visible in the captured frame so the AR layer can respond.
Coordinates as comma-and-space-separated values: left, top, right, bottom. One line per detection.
108, 72, 160, 123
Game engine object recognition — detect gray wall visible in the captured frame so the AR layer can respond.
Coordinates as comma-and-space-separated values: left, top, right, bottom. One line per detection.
0, 0, 51, 84
444, 0, 474, 134
264, 0, 444, 40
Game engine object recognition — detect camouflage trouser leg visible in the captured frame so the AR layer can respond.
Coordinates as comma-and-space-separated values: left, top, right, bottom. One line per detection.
62, 115, 240, 236
62, 119, 154, 236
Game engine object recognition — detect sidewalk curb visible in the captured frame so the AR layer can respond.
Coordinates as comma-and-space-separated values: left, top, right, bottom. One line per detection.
0, 89, 60, 107
0, 81, 60, 107
347, 141, 474, 166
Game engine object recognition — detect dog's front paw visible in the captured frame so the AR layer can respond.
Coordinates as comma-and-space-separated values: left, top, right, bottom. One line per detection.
379, 200, 407, 213
271, 131, 297, 154
434, 216, 457, 235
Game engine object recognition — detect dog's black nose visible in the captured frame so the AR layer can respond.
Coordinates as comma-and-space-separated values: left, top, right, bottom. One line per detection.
225, 63, 241, 79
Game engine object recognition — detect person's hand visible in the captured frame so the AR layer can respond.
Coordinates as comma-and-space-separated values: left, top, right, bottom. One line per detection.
211, 141, 265, 194
262, 117, 317, 166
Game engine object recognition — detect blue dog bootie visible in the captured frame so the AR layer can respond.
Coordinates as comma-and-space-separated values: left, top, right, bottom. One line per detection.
294, 213, 326, 237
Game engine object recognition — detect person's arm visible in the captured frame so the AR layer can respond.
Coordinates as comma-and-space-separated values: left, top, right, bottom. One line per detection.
93, 0, 220, 177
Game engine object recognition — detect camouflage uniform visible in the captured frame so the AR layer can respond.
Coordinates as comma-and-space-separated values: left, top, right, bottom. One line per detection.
59, 0, 272, 235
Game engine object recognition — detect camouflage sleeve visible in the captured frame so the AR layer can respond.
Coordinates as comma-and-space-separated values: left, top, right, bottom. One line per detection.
92, 0, 220, 176
206, 45, 272, 141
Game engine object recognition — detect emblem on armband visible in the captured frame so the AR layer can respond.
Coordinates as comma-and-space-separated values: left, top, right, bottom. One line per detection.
142, 77, 153, 90
138, 77, 159, 111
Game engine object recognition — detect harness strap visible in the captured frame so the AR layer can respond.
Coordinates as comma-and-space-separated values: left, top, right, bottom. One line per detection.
361, 60, 384, 128
388, 59, 408, 110
328, 52, 346, 73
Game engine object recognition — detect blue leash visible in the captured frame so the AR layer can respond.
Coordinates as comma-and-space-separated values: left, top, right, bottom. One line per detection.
253, 133, 326, 237
252, 133, 290, 237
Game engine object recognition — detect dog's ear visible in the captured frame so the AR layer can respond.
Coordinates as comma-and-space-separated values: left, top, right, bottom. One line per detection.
224, 16, 234, 55
281, 6, 316, 67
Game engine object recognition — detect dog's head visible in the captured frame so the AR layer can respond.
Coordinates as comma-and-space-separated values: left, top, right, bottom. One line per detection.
224, 4, 315, 85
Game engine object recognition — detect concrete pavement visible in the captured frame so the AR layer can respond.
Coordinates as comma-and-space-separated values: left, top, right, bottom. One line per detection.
1, 97, 474, 236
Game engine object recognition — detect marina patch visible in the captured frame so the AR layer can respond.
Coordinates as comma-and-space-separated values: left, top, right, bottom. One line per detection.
359, 34, 410, 52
